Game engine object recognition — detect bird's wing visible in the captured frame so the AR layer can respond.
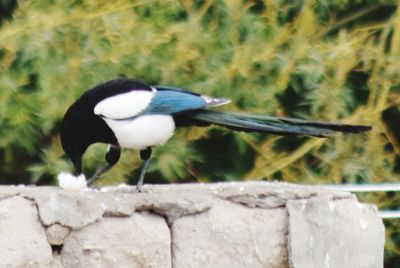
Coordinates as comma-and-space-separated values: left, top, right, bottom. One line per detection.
94, 86, 230, 120
94, 90, 154, 120
141, 89, 207, 115
149, 86, 230, 113
154, 85, 202, 96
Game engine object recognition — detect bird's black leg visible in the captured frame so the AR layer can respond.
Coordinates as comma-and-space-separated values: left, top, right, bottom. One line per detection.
137, 147, 152, 192
87, 145, 121, 186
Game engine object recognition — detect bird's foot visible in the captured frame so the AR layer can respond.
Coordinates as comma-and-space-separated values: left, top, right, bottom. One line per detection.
135, 185, 153, 193
86, 176, 97, 187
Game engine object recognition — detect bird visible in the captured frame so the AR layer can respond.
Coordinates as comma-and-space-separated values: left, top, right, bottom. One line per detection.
60, 78, 371, 191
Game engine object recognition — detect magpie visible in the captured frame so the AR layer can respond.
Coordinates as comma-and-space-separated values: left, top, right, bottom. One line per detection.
60, 78, 371, 191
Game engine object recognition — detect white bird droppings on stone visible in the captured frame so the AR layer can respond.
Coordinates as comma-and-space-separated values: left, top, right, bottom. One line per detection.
324, 253, 331, 268
300, 200, 308, 210
92, 251, 102, 259
100, 202, 108, 210
356, 203, 366, 209
359, 218, 369, 230
83, 188, 98, 193
57, 172, 87, 190
100, 187, 109, 193
328, 201, 336, 211
308, 236, 314, 246
49, 192, 59, 211
118, 183, 130, 189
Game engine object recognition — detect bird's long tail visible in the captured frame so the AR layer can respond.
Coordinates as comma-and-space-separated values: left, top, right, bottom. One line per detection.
185, 110, 371, 137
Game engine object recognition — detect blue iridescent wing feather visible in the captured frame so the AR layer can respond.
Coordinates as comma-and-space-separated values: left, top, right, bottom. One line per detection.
142, 89, 207, 115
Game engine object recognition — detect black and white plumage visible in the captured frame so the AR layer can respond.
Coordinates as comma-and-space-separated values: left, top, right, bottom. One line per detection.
60, 78, 371, 191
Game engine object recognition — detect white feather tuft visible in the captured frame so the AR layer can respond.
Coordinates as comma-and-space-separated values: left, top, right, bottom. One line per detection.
57, 172, 87, 190
201, 95, 231, 107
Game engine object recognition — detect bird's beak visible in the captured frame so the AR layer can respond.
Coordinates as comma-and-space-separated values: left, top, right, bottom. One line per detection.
73, 158, 83, 177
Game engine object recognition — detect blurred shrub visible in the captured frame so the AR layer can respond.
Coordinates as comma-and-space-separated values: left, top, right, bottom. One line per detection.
0, 0, 400, 264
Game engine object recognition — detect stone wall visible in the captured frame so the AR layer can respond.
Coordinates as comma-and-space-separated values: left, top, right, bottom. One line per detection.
0, 182, 384, 268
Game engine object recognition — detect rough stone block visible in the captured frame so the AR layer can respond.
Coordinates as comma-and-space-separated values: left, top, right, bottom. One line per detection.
0, 182, 384, 267
287, 197, 385, 268
61, 212, 171, 268
0, 196, 52, 267
46, 223, 71, 246
172, 199, 288, 268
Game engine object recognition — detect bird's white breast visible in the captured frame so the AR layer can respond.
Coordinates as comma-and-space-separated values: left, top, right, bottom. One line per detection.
103, 115, 175, 149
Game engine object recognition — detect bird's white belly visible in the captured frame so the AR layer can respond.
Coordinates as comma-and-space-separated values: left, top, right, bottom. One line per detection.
103, 115, 175, 149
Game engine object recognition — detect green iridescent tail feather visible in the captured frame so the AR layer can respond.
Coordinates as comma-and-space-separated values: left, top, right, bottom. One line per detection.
186, 110, 371, 137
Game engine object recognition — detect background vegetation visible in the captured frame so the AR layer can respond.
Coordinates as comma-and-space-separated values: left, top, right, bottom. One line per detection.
0, 0, 399, 265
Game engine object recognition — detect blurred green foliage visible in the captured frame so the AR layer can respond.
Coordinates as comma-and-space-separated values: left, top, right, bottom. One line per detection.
1, 0, 400, 265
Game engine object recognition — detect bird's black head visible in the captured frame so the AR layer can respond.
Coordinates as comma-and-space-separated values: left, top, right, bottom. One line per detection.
60, 78, 152, 175
60, 105, 92, 176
